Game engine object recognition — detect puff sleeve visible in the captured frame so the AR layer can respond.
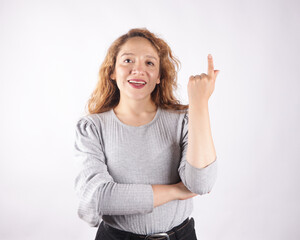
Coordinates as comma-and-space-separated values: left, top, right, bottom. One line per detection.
74, 118, 154, 227
178, 111, 218, 195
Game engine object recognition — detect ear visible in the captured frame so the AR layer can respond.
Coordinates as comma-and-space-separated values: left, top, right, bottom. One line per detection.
110, 72, 115, 80
156, 76, 160, 84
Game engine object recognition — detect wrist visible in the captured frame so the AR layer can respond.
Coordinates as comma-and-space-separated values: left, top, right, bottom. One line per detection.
189, 99, 209, 108
152, 184, 178, 207
170, 184, 179, 201
189, 102, 209, 112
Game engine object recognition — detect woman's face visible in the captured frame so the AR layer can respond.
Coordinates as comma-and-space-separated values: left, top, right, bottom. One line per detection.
110, 37, 160, 103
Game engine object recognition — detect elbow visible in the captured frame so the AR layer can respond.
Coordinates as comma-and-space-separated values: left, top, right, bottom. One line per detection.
183, 178, 217, 196
75, 183, 103, 227
194, 184, 215, 195
183, 156, 218, 195
77, 204, 101, 227
187, 186, 216, 195
75, 173, 112, 226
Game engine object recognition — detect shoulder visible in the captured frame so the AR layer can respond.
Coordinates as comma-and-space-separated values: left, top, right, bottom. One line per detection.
160, 107, 188, 117
78, 110, 112, 124
159, 107, 189, 126
75, 110, 112, 134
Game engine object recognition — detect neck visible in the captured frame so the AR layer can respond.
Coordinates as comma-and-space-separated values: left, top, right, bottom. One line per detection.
114, 97, 157, 116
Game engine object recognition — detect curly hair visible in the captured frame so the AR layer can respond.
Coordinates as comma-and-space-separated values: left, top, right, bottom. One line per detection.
86, 27, 189, 114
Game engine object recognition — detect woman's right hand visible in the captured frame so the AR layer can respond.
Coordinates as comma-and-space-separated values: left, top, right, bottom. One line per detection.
173, 181, 198, 200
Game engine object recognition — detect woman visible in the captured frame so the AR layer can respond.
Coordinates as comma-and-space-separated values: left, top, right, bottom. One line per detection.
74, 28, 220, 240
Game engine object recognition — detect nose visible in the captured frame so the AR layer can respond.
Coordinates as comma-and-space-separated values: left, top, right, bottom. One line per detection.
131, 61, 145, 75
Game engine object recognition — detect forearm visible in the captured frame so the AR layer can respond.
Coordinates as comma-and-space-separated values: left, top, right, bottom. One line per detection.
77, 180, 155, 223
187, 101, 216, 169
151, 184, 176, 207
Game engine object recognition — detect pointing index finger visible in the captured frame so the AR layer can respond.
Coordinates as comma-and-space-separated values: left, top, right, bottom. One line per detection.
207, 54, 214, 77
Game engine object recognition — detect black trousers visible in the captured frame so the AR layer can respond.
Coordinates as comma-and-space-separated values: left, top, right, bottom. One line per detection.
95, 217, 198, 240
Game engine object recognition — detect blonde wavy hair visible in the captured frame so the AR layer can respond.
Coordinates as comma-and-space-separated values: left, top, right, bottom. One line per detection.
86, 27, 189, 114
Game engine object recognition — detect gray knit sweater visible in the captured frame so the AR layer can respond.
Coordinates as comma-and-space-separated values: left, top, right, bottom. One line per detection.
74, 106, 217, 234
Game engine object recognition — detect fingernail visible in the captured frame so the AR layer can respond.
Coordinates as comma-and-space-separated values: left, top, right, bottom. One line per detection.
208, 54, 212, 59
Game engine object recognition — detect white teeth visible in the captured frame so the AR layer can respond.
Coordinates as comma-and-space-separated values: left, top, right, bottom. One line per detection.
128, 80, 146, 85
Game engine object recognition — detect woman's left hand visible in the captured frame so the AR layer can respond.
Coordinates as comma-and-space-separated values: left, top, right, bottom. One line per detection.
188, 54, 220, 104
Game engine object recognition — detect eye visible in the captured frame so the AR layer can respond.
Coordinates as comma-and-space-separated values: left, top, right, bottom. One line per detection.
124, 59, 133, 63
147, 61, 154, 66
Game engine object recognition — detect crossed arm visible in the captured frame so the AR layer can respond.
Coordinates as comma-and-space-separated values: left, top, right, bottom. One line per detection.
74, 100, 217, 226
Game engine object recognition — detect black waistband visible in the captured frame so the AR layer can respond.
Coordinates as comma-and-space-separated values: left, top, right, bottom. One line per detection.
103, 217, 191, 239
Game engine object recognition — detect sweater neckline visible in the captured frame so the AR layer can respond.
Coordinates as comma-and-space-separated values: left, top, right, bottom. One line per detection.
110, 106, 161, 129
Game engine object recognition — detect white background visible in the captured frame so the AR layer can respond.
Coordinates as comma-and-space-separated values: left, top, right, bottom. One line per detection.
1, 0, 299, 239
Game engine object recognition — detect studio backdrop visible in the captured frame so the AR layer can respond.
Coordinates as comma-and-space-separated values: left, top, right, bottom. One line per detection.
0, 0, 299, 239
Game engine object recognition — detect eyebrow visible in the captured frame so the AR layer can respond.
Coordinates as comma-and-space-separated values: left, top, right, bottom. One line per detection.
120, 53, 158, 61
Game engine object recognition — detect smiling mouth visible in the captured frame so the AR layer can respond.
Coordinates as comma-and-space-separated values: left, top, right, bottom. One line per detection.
127, 79, 147, 85
127, 80, 147, 89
